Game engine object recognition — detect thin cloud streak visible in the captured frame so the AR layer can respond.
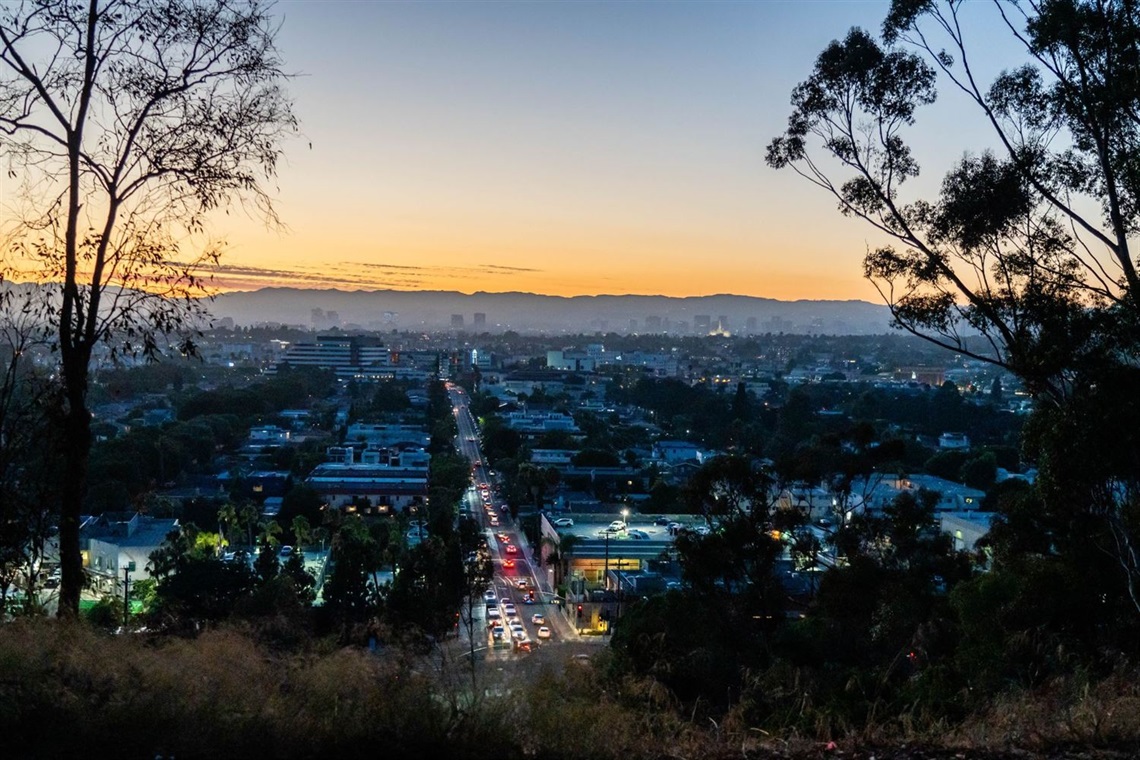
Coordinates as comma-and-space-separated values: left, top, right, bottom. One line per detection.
202, 259, 545, 292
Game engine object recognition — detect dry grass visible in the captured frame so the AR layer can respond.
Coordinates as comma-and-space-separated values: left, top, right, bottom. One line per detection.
2, 620, 1140, 759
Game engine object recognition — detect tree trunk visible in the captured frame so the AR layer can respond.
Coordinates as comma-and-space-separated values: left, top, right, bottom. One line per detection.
57, 398, 91, 619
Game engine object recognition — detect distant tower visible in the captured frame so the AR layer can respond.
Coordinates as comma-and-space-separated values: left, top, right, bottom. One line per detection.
694, 315, 712, 334
746, 316, 758, 334
473, 312, 487, 328
717, 315, 729, 332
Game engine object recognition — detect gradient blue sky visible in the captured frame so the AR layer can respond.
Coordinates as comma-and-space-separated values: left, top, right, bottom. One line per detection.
217, 0, 1011, 299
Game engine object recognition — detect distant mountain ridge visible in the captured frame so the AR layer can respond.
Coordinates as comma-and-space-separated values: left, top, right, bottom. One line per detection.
209, 288, 894, 335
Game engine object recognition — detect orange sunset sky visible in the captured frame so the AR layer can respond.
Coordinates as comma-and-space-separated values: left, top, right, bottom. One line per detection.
205, 0, 1010, 301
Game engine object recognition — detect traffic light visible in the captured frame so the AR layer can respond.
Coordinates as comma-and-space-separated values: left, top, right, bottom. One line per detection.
577, 604, 583, 619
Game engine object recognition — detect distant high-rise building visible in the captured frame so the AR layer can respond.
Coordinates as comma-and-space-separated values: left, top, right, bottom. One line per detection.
629, 319, 638, 333
310, 308, 340, 330
746, 316, 758, 334
275, 335, 389, 379
766, 316, 793, 333
717, 315, 729, 332
473, 312, 487, 328
694, 315, 712, 334
644, 315, 662, 333
450, 314, 464, 328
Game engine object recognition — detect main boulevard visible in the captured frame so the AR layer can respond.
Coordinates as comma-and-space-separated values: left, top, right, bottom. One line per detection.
446, 383, 602, 672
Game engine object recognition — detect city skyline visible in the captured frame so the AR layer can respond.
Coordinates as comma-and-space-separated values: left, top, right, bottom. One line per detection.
207, 0, 1010, 301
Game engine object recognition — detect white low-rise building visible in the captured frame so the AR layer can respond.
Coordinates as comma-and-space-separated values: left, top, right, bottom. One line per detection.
83, 512, 180, 594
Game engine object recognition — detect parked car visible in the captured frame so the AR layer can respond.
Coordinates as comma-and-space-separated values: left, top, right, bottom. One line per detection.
607, 520, 626, 532
553, 517, 574, 528
279, 545, 294, 558
628, 529, 650, 540
653, 516, 671, 526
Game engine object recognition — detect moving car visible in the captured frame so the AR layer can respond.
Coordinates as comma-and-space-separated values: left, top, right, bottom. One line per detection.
503, 558, 516, 568
553, 517, 574, 528
505, 544, 518, 554
537, 626, 551, 639
531, 613, 545, 625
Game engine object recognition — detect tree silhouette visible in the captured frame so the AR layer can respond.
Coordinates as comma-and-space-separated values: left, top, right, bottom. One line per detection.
768, 0, 1140, 617
0, 0, 295, 617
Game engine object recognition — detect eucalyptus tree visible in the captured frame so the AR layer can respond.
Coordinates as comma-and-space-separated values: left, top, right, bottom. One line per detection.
0, 0, 295, 616
0, 300, 59, 612
769, 0, 1140, 616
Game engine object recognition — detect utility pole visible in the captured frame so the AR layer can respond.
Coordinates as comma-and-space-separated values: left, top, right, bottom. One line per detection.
122, 564, 132, 626
616, 553, 624, 627
603, 531, 609, 589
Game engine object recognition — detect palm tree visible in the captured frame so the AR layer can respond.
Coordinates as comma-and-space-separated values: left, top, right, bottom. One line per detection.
259, 519, 283, 548
291, 515, 313, 552
239, 504, 260, 548
217, 502, 239, 551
